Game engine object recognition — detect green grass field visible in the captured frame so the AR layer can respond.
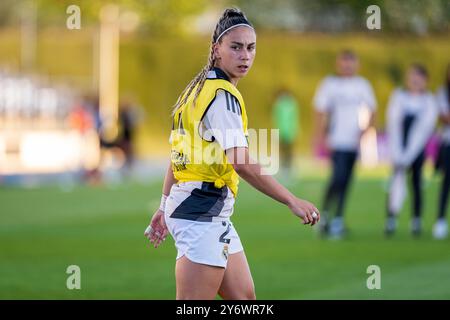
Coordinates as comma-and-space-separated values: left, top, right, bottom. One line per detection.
1, 175, 450, 299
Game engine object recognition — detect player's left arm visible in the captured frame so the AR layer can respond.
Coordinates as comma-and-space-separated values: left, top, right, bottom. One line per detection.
227, 147, 320, 226
362, 110, 376, 135
361, 80, 378, 135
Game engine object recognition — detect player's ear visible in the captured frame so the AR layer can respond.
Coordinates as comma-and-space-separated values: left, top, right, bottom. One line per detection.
213, 43, 221, 60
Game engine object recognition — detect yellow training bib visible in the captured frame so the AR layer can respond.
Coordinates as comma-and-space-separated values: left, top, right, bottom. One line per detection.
171, 78, 248, 197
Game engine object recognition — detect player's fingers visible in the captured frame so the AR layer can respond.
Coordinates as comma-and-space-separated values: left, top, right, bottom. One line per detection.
312, 206, 320, 216
153, 223, 163, 236
149, 229, 158, 244
152, 232, 160, 244
314, 208, 320, 222
315, 209, 321, 222
145, 227, 153, 240
144, 225, 152, 237
160, 216, 168, 229
158, 227, 168, 241
153, 222, 164, 234
301, 212, 310, 225
151, 219, 162, 231
147, 224, 156, 241
152, 234, 158, 247
305, 210, 313, 225
158, 234, 167, 246
309, 208, 318, 226
155, 235, 164, 248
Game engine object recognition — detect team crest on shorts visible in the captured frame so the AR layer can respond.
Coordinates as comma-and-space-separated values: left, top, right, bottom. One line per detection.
222, 244, 229, 260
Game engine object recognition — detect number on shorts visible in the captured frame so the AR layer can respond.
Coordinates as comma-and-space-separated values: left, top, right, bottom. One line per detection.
219, 222, 231, 244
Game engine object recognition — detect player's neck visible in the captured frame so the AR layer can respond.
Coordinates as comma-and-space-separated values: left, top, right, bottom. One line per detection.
214, 65, 239, 86
337, 74, 356, 78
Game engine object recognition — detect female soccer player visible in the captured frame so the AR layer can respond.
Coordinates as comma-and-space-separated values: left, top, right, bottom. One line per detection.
385, 64, 438, 236
433, 65, 450, 239
144, 8, 320, 300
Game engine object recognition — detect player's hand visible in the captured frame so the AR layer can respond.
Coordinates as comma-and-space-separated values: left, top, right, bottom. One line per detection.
287, 197, 320, 226
144, 209, 168, 248
318, 135, 330, 156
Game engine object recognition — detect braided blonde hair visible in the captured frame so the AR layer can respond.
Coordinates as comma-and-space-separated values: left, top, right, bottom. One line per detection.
172, 8, 252, 115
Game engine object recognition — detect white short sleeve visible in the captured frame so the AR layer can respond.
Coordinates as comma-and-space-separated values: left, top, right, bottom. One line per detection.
436, 87, 449, 115
313, 77, 332, 112
361, 78, 377, 110
200, 90, 248, 151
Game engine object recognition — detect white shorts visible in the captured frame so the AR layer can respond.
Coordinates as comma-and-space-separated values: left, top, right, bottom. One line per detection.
164, 181, 243, 268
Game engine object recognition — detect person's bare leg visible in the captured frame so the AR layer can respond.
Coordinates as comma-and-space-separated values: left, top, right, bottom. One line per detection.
176, 255, 226, 300
218, 251, 256, 300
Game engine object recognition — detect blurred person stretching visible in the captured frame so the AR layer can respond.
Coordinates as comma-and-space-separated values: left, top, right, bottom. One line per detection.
144, 8, 320, 300
385, 64, 438, 237
313, 50, 377, 239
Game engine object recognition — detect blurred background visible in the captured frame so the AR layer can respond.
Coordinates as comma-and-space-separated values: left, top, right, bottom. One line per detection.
1, 0, 450, 299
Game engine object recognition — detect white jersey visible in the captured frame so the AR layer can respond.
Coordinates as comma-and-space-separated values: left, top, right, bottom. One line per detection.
386, 89, 438, 166
436, 86, 450, 144
313, 75, 377, 151
199, 89, 248, 151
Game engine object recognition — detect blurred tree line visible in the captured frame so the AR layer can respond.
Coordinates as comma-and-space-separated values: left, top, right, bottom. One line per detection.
0, 0, 448, 156
234, 0, 449, 34
0, 0, 448, 35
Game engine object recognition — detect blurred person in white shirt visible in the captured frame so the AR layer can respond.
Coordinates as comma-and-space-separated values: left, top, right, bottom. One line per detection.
385, 64, 438, 237
313, 50, 377, 239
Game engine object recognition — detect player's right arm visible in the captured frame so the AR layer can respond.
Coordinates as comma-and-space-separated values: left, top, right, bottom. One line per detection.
145, 162, 176, 248
161, 162, 177, 196
314, 110, 329, 153
312, 77, 331, 154
226, 147, 320, 226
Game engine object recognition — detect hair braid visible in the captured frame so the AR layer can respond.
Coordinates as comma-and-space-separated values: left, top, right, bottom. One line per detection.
171, 46, 213, 115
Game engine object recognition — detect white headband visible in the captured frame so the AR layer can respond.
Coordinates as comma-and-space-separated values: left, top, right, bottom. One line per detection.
215, 23, 254, 44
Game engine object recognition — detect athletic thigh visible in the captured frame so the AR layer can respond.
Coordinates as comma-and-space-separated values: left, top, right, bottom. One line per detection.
175, 255, 225, 300
218, 251, 256, 300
